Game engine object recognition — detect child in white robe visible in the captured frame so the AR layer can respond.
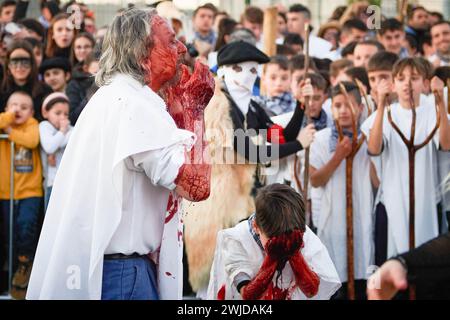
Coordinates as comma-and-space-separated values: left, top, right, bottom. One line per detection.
364, 58, 450, 263
309, 81, 376, 299
207, 183, 341, 300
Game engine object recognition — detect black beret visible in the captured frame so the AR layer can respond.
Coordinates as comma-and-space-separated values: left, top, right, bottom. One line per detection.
217, 41, 270, 67
39, 57, 72, 74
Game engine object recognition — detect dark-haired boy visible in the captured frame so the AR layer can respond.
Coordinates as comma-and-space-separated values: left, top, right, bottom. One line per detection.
309, 82, 375, 300
364, 58, 450, 264
207, 183, 340, 300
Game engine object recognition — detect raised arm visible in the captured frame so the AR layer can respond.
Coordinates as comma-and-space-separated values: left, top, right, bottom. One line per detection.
165, 61, 214, 202
367, 80, 390, 156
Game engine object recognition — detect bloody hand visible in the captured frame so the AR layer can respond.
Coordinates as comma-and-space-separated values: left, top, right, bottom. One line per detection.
179, 60, 215, 119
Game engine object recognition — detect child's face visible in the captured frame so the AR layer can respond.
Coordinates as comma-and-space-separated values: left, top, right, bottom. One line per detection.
263, 64, 291, 97
85, 61, 99, 75
44, 68, 69, 92
290, 68, 314, 95
43, 102, 69, 129
53, 18, 74, 49
353, 44, 378, 68
6, 94, 34, 125
308, 87, 327, 119
332, 93, 362, 129
393, 66, 424, 106
252, 220, 269, 248
74, 36, 93, 62
368, 70, 393, 103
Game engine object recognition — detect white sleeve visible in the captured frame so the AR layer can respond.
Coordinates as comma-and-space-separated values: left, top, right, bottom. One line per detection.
222, 236, 254, 289
39, 121, 65, 154
310, 135, 325, 170
129, 143, 187, 190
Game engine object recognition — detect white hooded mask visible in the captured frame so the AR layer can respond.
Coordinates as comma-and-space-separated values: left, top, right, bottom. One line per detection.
223, 61, 258, 116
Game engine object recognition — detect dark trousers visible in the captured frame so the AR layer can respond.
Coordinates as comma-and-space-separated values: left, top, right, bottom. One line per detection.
374, 202, 388, 266
0, 197, 42, 259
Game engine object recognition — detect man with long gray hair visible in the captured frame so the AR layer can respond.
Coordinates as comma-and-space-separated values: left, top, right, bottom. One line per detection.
27, 8, 214, 300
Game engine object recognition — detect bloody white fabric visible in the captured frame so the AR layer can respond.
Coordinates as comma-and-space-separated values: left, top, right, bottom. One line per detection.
27, 73, 195, 300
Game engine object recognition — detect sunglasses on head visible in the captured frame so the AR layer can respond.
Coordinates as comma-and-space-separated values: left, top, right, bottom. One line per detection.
9, 57, 32, 67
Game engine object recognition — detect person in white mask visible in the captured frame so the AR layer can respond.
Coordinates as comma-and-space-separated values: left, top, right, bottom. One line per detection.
183, 40, 317, 299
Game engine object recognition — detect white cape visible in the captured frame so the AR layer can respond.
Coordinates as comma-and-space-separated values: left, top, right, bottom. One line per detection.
207, 220, 341, 300
27, 74, 194, 300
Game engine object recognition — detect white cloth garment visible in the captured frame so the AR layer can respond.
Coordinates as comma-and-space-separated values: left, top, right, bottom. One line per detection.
39, 121, 73, 187
361, 101, 449, 257
223, 61, 258, 116
307, 35, 333, 59
207, 220, 341, 300
27, 73, 195, 300
309, 128, 374, 282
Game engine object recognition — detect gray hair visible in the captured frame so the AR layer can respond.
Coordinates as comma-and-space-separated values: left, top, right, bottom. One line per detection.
95, 8, 157, 87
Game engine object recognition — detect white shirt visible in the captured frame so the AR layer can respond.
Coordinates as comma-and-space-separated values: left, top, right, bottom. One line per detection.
361, 101, 448, 257
39, 121, 73, 187
207, 220, 341, 300
308, 35, 332, 59
104, 146, 185, 256
310, 128, 374, 282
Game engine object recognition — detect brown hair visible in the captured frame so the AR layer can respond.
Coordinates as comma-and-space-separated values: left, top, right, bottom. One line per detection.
329, 58, 353, 78
255, 184, 306, 238
71, 32, 96, 65
193, 3, 217, 17
1, 40, 40, 97
392, 57, 428, 79
241, 6, 264, 25
46, 13, 77, 58
289, 54, 317, 73
367, 51, 399, 73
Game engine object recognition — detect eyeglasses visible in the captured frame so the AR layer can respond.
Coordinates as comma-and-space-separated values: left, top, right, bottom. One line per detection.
9, 57, 32, 68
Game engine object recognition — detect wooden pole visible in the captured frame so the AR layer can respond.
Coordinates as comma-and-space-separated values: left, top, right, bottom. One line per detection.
386, 82, 441, 300
447, 79, 450, 114
260, 6, 278, 96
355, 78, 373, 116
397, 0, 408, 24
302, 23, 311, 216
338, 83, 365, 300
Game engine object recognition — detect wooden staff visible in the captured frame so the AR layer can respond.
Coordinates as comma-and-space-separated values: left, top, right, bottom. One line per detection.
260, 6, 278, 96
293, 23, 311, 214
355, 78, 373, 116
386, 81, 441, 300
302, 23, 312, 222
447, 79, 450, 114
338, 83, 365, 300
397, 0, 408, 24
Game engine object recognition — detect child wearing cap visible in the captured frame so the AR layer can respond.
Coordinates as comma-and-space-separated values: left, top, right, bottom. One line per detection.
39, 92, 73, 210
0, 91, 43, 299
39, 57, 72, 93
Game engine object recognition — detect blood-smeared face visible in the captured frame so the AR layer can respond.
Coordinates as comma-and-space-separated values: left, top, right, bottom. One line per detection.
144, 15, 187, 91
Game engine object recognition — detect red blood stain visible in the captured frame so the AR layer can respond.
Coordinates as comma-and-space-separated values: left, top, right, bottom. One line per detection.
267, 124, 286, 144
165, 193, 179, 224
241, 230, 320, 300
217, 285, 226, 300
142, 16, 214, 203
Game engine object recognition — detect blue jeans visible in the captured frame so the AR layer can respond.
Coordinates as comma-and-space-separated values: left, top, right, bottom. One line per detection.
0, 197, 42, 259
101, 256, 159, 300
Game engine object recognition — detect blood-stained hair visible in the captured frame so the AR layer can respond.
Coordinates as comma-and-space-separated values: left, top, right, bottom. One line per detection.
95, 8, 157, 86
